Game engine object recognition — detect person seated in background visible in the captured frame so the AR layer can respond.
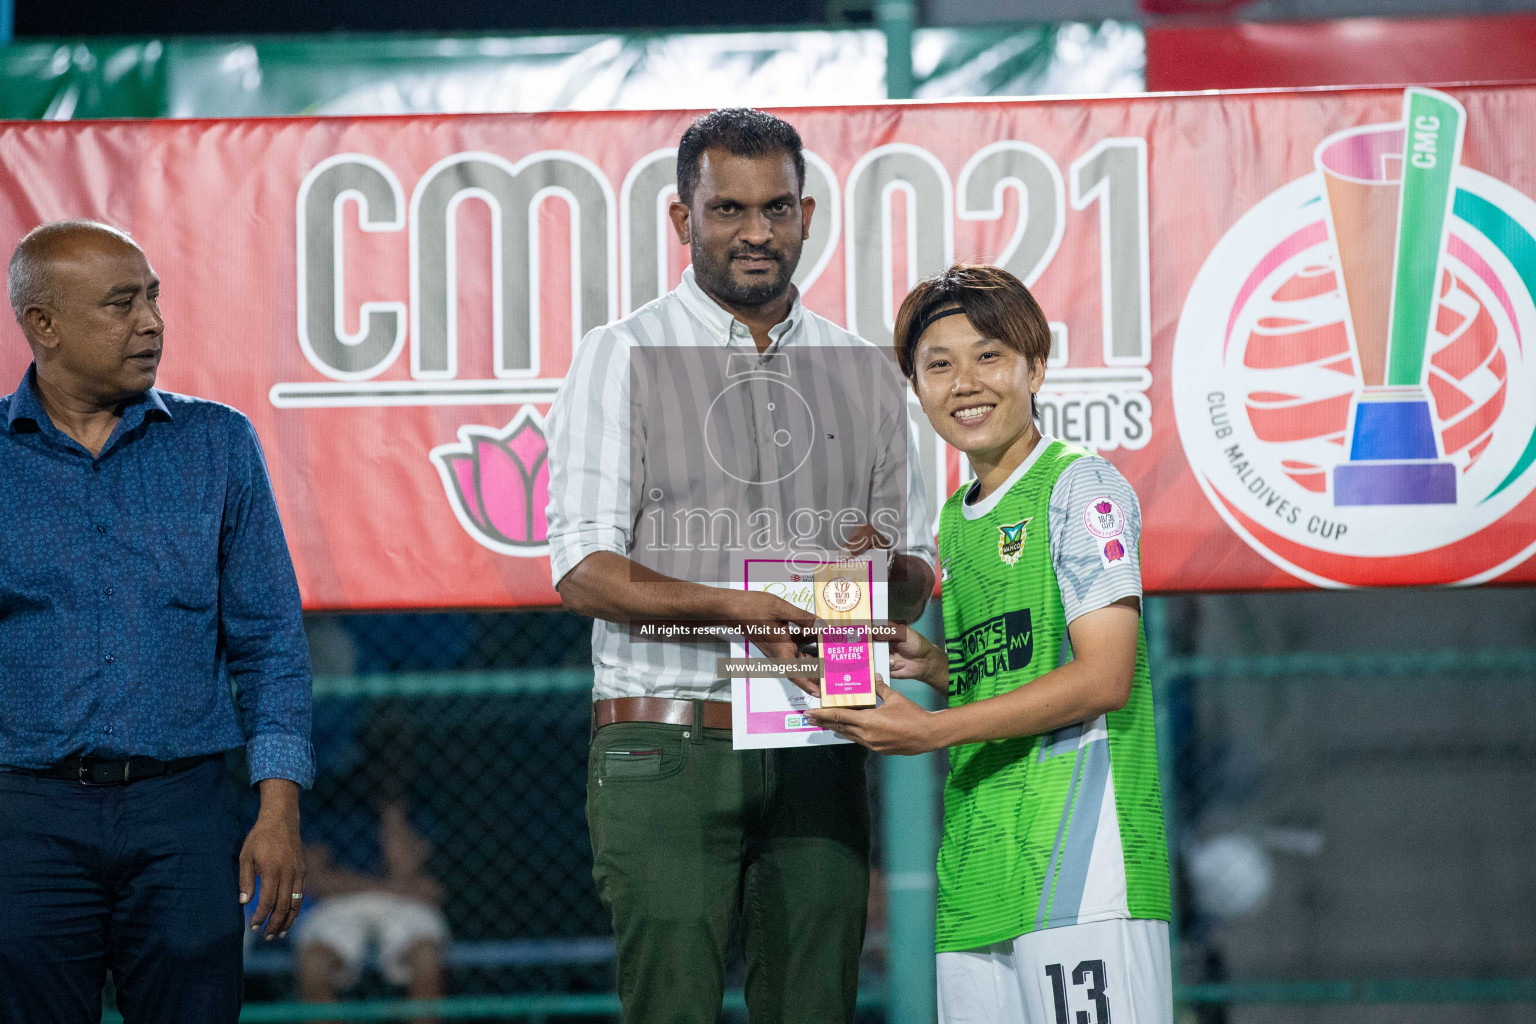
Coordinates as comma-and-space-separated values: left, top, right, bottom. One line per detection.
294, 797, 449, 1020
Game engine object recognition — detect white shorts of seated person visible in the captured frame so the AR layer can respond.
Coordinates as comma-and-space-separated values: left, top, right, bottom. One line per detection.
294, 891, 450, 989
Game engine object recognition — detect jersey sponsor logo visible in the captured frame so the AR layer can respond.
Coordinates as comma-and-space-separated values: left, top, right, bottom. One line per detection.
998, 518, 1032, 565
947, 609, 1033, 696
1083, 496, 1126, 539
1173, 87, 1536, 586
1101, 537, 1127, 567
939, 558, 952, 583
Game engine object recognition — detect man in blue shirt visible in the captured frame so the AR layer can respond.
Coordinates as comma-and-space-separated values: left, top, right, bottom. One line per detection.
0, 220, 314, 1023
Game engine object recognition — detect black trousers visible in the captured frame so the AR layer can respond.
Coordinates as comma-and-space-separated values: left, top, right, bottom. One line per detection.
0, 758, 245, 1024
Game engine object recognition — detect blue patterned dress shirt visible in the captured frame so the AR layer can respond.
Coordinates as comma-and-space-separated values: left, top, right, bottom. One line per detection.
0, 366, 314, 786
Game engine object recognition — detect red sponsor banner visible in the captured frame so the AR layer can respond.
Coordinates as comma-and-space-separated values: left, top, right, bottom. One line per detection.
3, 85, 1536, 607
1146, 14, 1536, 92
1140, 0, 1250, 16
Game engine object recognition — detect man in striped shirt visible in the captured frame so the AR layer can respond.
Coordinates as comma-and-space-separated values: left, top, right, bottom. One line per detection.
546, 108, 935, 1023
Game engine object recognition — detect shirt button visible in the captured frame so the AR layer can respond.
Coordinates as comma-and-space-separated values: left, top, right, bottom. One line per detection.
95, 525, 106, 534
104, 653, 116, 664
104, 586, 114, 596
92, 464, 101, 473
103, 725, 113, 734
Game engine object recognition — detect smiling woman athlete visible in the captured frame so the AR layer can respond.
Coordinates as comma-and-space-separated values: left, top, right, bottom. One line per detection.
809, 264, 1172, 1024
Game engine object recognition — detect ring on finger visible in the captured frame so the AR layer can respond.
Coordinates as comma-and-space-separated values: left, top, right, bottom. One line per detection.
290, 892, 304, 901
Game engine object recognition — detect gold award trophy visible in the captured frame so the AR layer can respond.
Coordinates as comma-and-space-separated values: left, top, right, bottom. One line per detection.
813, 561, 877, 708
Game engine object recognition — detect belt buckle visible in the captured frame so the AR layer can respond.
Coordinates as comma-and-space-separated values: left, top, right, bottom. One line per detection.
77, 758, 127, 786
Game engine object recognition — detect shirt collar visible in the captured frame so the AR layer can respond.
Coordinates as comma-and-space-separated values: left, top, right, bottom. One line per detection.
5, 365, 49, 431
6, 363, 173, 437
118, 385, 173, 434
677, 265, 806, 350
961, 435, 1060, 521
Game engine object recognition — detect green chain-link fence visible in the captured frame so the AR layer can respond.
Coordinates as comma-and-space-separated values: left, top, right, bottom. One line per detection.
1150, 590, 1536, 1024
91, 589, 1536, 1022
259, 612, 611, 1008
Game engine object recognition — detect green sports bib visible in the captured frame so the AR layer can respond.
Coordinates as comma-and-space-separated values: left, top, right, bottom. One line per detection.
935, 440, 1169, 951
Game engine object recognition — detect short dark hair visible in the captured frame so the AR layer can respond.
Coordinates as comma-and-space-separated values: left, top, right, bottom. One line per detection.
676, 108, 806, 207
893, 263, 1052, 381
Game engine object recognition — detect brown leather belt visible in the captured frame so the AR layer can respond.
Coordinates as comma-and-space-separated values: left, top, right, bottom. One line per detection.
593, 696, 732, 732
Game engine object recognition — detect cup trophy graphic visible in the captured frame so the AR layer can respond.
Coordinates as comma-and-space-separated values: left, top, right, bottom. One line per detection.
1320, 87, 1466, 506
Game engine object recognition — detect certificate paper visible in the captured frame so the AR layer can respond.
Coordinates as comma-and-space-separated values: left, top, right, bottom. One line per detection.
731, 557, 889, 750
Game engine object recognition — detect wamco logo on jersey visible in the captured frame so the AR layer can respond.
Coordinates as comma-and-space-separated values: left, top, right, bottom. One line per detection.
1173, 88, 1536, 587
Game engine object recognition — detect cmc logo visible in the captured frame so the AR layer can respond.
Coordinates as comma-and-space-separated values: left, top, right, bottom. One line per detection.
1173, 88, 1536, 586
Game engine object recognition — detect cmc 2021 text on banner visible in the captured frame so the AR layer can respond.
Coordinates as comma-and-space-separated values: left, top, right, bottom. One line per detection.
3, 84, 1535, 605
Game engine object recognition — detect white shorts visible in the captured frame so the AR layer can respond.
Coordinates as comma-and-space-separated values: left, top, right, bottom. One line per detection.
937, 917, 1172, 1024
294, 892, 450, 989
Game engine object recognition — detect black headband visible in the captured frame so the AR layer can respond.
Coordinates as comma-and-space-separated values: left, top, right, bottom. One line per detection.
903, 305, 968, 372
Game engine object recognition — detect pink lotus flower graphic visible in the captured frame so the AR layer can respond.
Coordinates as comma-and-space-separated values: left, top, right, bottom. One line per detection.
430, 406, 550, 556
1095, 500, 1113, 515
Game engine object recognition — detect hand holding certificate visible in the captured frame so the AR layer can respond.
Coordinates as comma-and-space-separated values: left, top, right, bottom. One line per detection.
729, 557, 889, 749
727, 588, 821, 696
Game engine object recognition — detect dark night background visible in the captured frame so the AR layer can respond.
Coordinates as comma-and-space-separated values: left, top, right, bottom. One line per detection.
13, 0, 837, 36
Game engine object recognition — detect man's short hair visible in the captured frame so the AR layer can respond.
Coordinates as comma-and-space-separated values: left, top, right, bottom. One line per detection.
893, 263, 1053, 381
8, 219, 137, 325
676, 108, 806, 208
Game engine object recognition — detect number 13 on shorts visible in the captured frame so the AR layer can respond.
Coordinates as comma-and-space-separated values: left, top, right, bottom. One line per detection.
936, 918, 1172, 1024
1044, 960, 1109, 1024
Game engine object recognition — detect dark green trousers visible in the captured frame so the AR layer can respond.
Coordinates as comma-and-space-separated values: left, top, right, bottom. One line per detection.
587, 720, 870, 1024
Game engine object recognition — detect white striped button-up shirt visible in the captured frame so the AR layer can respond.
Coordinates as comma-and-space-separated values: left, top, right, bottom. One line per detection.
545, 266, 935, 701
